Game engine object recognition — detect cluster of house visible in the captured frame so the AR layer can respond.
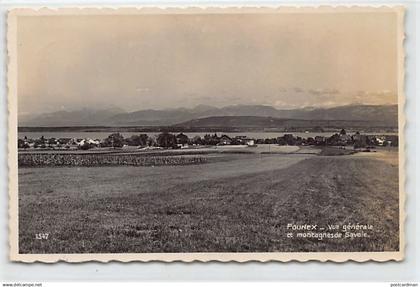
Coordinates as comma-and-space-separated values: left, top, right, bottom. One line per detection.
195, 134, 255, 146
18, 129, 398, 150
276, 130, 398, 148
18, 136, 101, 150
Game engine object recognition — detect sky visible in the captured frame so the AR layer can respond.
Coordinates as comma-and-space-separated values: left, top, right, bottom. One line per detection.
17, 11, 399, 115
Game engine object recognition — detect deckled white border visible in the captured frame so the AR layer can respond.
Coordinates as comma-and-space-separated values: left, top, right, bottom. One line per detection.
7, 6, 406, 263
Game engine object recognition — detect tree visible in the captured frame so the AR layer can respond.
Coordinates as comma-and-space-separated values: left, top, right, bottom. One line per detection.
203, 134, 219, 145
191, 136, 203, 145
138, 134, 148, 146
127, 134, 148, 146
102, 133, 124, 148
157, 132, 177, 148
33, 138, 45, 148
390, 136, 399, 147
147, 135, 157, 147
18, 139, 25, 148
48, 138, 56, 147
79, 142, 92, 150
176, 133, 189, 145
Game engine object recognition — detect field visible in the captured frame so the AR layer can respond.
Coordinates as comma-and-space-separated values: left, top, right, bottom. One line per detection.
18, 147, 399, 253
18, 152, 208, 167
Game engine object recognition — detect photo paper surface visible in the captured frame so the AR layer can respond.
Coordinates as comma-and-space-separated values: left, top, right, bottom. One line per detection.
8, 7, 405, 262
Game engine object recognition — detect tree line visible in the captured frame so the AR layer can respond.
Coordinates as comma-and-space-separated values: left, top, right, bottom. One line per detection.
18, 129, 399, 150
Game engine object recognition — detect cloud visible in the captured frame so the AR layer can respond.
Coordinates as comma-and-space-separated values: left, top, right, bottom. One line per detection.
308, 88, 340, 96
135, 87, 150, 93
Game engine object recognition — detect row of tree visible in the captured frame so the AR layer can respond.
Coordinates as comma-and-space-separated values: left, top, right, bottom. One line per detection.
99, 133, 179, 148
80, 130, 400, 149
18, 130, 399, 150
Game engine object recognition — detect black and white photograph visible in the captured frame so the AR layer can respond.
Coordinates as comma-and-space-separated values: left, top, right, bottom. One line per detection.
8, 7, 405, 262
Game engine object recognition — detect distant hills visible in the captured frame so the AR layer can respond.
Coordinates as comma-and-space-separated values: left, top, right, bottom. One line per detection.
174, 116, 393, 130
19, 104, 398, 129
19, 107, 125, 127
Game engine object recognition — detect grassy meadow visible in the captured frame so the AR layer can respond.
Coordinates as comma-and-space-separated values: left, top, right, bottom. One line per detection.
18, 147, 399, 253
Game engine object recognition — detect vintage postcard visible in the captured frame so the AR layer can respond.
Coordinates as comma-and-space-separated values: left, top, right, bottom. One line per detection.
8, 7, 405, 262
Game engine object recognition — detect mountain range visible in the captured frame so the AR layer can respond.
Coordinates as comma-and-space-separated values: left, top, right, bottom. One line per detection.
19, 104, 398, 128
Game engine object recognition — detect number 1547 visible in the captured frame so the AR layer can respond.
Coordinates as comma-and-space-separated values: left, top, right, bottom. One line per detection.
35, 233, 49, 240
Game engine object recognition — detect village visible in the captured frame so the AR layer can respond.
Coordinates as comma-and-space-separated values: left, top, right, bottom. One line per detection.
18, 129, 399, 151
